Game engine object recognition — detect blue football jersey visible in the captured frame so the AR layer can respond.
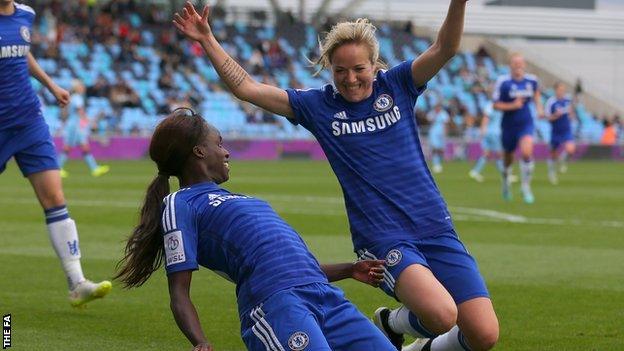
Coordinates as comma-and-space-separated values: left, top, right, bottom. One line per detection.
545, 96, 572, 135
286, 60, 454, 250
162, 182, 328, 318
493, 74, 539, 128
0, 3, 42, 130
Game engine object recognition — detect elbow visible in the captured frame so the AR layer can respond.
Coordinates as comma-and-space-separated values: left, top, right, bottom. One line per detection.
432, 42, 458, 62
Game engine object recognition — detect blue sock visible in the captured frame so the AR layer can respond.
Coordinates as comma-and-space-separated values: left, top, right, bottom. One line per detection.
84, 153, 98, 172
58, 153, 68, 168
472, 156, 486, 173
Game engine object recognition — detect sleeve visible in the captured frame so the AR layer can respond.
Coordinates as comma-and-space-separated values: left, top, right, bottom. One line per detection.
285, 87, 321, 131
161, 193, 199, 274
383, 60, 427, 105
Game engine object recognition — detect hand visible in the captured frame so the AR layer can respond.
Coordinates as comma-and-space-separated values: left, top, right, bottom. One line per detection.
351, 260, 385, 287
512, 97, 525, 110
173, 2, 212, 42
52, 85, 70, 107
192, 342, 214, 351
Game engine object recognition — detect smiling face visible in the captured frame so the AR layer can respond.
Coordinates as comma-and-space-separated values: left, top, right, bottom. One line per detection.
330, 43, 375, 103
197, 128, 230, 184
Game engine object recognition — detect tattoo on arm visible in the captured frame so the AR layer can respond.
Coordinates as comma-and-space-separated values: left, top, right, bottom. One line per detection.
221, 58, 248, 88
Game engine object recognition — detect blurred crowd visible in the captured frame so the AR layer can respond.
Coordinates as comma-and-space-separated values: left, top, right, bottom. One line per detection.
22, 0, 623, 146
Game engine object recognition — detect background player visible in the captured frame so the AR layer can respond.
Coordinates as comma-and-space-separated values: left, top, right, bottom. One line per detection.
427, 103, 449, 174
115, 110, 397, 351
493, 53, 544, 203
544, 82, 576, 185
469, 101, 504, 182
173, 1, 499, 351
0, 0, 111, 307
57, 80, 110, 178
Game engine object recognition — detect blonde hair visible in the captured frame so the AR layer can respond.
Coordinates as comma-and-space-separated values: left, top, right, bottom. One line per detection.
312, 18, 387, 76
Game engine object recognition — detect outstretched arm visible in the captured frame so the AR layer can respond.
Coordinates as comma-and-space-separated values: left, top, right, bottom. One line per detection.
494, 97, 525, 112
411, 0, 468, 87
27, 52, 70, 107
321, 260, 385, 287
173, 2, 294, 119
168, 271, 214, 351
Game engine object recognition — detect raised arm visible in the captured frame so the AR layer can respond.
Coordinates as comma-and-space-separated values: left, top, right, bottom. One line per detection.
168, 270, 214, 351
173, 2, 294, 119
27, 52, 70, 107
320, 260, 385, 287
410, 0, 468, 87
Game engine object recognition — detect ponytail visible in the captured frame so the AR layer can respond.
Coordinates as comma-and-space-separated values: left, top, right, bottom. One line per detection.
115, 174, 171, 288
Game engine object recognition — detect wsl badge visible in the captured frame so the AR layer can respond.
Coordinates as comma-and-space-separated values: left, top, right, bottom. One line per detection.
373, 94, 393, 112
20, 26, 30, 43
386, 249, 402, 267
288, 331, 309, 350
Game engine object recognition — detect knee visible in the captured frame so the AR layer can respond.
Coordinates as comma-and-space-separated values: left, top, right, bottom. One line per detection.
467, 325, 499, 351
41, 189, 66, 208
425, 304, 458, 335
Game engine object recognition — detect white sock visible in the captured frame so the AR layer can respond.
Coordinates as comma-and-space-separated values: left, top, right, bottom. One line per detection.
519, 159, 534, 189
430, 326, 470, 351
388, 305, 435, 338
47, 218, 85, 289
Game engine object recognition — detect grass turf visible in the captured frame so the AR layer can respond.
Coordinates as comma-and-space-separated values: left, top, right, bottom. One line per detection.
0, 159, 622, 350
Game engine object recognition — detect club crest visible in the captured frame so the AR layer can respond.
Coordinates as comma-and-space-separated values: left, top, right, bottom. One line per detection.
373, 94, 393, 112
386, 249, 402, 266
20, 26, 30, 43
288, 331, 309, 350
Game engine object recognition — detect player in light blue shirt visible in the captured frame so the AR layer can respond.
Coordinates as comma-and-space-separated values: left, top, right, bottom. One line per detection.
0, 1, 110, 306
543, 82, 576, 185
115, 109, 396, 351
174, 2, 498, 351
57, 80, 109, 178
493, 53, 544, 203
468, 101, 504, 182
427, 103, 450, 174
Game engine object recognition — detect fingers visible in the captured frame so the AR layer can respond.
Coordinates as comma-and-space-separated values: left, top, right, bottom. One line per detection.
182, 8, 191, 20
186, 1, 199, 17
201, 4, 210, 21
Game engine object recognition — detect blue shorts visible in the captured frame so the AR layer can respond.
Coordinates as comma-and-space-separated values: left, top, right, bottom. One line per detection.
501, 123, 534, 153
550, 132, 573, 150
481, 133, 502, 153
0, 121, 59, 177
240, 283, 395, 351
357, 231, 489, 305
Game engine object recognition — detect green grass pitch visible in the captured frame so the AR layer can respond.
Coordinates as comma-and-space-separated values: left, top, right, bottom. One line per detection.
0, 159, 622, 350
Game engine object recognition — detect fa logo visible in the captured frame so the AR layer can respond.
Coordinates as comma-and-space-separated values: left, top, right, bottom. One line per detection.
288, 331, 309, 350
373, 94, 393, 112
386, 249, 402, 267
67, 240, 80, 256
167, 236, 179, 251
20, 26, 30, 43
